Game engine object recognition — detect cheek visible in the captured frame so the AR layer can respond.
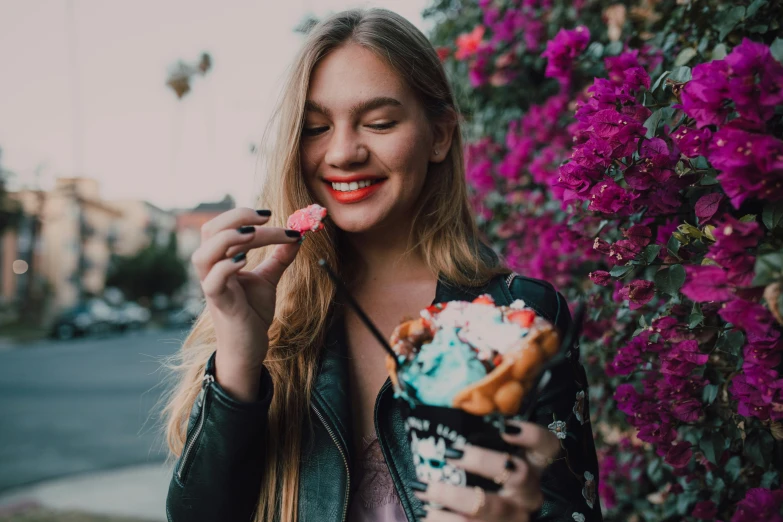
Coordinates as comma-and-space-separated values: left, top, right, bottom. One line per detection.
384, 128, 431, 187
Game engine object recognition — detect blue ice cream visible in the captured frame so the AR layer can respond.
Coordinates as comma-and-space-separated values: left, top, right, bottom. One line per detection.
398, 326, 487, 407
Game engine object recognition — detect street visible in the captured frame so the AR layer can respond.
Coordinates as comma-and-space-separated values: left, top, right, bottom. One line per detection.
0, 328, 189, 493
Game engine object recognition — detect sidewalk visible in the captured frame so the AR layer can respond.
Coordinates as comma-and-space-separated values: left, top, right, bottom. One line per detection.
0, 463, 171, 522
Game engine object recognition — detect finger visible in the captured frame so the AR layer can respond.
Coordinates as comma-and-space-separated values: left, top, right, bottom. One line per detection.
421, 506, 473, 522
223, 226, 301, 259
501, 420, 561, 473
445, 446, 537, 501
201, 253, 248, 300
415, 482, 516, 522
250, 239, 302, 286
192, 227, 257, 281
201, 207, 271, 241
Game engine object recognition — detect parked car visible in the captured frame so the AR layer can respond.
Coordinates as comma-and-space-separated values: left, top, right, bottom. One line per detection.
115, 302, 151, 331
50, 298, 116, 340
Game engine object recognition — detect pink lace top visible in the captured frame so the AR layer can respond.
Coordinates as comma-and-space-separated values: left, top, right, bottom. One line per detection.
347, 435, 408, 522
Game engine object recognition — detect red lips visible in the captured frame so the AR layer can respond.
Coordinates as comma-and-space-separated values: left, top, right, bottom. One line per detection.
325, 179, 386, 204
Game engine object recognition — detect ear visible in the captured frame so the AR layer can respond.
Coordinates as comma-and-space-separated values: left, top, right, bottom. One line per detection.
429, 115, 456, 164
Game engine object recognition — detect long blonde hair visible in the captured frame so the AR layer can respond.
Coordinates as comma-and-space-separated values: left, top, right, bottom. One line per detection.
162, 7, 508, 522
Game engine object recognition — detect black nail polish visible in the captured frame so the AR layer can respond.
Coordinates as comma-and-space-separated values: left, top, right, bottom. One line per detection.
409, 480, 428, 492
256, 209, 272, 217
505, 457, 517, 470
444, 448, 464, 459
232, 252, 247, 263
503, 423, 522, 435
238, 226, 255, 234
285, 229, 301, 238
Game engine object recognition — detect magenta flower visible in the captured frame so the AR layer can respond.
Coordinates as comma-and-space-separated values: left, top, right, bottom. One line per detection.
692, 500, 718, 519
707, 215, 763, 286
708, 126, 783, 207
589, 270, 612, 286
725, 39, 783, 124
541, 26, 590, 88
731, 488, 783, 522
678, 60, 732, 128
681, 265, 732, 303
664, 441, 693, 468
671, 125, 712, 158
619, 279, 655, 309
588, 179, 634, 214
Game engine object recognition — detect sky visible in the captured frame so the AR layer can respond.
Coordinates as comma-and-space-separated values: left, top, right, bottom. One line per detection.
0, 0, 432, 210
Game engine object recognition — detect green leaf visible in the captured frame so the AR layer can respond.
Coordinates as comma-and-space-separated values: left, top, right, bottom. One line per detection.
646, 245, 662, 264
702, 384, 718, 405
744, 429, 774, 468
700, 432, 725, 464
667, 234, 682, 257
605, 41, 624, 56
752, 252, 783, 286
761, 470, 779, 489
724, 456, 742, 482
654, 264, 686, 295
669, 65, 693, 82
717, 6, 746, 41
652, 70, 670, 92
748, 24, 769, 33
715, 329, 746, 356
739, 214, 757, 223
771, 38, 783, 63
689, 305, 704, 328
746, 0, 767, 18
674, 47, 698, 66
711, 43, 728, 60
762, 201, 783, 230
610, 264, 634, 278
644, 107, 674, 138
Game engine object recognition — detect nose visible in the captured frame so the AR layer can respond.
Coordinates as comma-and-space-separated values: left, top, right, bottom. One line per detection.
324, 124, 368, 168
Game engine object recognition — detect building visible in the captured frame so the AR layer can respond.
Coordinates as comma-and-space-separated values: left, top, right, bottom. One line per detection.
110, 200, 176, 256
175, 194, 235, 300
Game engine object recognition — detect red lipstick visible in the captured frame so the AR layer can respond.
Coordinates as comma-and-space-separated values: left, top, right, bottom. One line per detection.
325, 178, 386, 204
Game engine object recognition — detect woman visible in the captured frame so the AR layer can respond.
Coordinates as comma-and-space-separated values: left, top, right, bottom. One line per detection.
164, 8, 602, 522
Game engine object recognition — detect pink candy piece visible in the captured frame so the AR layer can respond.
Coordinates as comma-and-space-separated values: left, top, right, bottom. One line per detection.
286, 203, 328, 235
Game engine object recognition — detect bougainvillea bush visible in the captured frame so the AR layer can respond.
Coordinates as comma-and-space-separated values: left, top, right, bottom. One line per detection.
424, 0, 783, 519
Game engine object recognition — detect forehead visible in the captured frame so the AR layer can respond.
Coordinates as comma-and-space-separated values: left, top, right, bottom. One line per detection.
307, 43, 413, 109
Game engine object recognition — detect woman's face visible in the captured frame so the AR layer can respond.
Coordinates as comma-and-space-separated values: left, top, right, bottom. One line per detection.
300, 43, 450, 235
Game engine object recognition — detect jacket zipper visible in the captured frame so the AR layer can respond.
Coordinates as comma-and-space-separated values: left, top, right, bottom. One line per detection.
176, 373, 214, 482
311, 403, 350, 522
374, 379, 417, 522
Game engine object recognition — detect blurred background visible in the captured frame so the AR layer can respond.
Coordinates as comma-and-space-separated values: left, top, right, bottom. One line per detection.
0, 1, 430, 520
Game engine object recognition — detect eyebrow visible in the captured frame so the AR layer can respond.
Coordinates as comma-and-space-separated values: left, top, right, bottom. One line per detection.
304, 96, 403, 119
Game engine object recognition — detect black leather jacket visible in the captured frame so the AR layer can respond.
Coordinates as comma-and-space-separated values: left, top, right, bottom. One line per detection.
166, 271, 604, 522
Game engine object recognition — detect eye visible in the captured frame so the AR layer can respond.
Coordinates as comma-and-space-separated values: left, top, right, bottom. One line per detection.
302, 126, 328, 137
367, 121, 397, 130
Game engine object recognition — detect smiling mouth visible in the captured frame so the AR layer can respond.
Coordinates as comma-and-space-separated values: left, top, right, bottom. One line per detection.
326, 179, 384, 192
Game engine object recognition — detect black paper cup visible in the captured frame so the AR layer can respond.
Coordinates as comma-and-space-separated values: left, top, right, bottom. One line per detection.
399, 400, 517, 492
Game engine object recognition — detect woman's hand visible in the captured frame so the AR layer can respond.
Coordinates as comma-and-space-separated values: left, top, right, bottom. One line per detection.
191, 207, 302, 401
414, 419, 561, 522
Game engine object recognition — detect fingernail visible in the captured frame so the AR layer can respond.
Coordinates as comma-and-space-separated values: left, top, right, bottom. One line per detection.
503, 423, 522, 435
409, 480, 428, 492
285, 229, 301, 238
256, 209, 271, 217
415, 507, 427, 520
232, 252, 247, 263
238, 226, 255, 234
444, 448, 464, 459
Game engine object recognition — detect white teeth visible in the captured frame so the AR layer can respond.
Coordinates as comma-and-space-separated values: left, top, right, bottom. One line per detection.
330, 179, 381, 192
